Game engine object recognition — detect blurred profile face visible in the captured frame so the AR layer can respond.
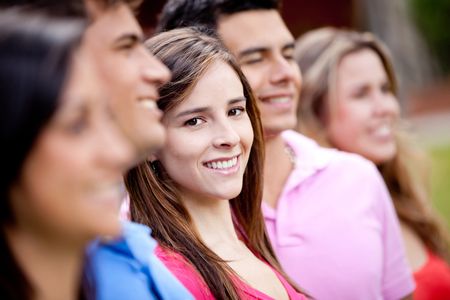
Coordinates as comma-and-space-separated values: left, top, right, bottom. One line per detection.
218, 10, 301, 138
326, 49, 400, 164
84, 2, 171, 161
9, 49, 134, 242
158, 61, 253, 204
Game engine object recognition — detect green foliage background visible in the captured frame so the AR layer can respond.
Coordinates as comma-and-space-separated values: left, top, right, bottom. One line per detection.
410, 0, 450, 74
428, 144, 450, 230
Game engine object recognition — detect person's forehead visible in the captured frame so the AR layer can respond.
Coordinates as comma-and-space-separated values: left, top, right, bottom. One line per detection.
88, 2, 141, 37
217, 9, 293, 52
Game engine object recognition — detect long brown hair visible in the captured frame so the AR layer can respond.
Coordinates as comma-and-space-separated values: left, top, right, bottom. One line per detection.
294, 27, 450, 262
125, 27, 298, 299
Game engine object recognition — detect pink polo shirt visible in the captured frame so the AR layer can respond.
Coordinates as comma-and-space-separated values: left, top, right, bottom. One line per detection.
263, 130, 414, 300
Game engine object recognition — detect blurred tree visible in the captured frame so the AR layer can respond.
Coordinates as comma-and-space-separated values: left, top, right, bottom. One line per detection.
355, 0, 438, 106
410, 0, 450, 75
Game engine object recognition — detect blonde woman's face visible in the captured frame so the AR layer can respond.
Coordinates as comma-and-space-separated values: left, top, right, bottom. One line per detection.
326, 49, 400, 164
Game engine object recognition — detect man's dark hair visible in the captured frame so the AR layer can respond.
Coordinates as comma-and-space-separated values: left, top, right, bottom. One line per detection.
157, 0, 281, 33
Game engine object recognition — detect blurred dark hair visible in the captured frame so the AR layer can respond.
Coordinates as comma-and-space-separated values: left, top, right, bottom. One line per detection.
0, 8, 91, 299
157, 0, 281, 33
0, 0, 142, 18
0, 0, 87, 17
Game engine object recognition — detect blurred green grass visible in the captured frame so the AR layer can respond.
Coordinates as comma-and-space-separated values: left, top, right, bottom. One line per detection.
428, 144, 450, 230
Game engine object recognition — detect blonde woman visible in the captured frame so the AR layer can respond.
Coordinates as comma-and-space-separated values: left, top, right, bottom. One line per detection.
295, 27, 450, 299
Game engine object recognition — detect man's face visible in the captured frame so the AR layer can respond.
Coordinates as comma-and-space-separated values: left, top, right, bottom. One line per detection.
84, 2, 171, 162
218, 9, 302, 138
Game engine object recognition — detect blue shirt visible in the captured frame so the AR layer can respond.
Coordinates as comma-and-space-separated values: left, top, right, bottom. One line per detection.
89, 221, 193, 300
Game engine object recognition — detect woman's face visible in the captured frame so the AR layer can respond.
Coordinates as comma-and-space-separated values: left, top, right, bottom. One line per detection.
326, 48, 400, 164
158, 60, 254, 204
9, 49, 134, 242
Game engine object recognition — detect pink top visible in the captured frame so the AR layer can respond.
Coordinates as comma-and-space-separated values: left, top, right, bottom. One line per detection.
263, 131, 415, 300
155, 246, 307, 300
414, 249, 450, 300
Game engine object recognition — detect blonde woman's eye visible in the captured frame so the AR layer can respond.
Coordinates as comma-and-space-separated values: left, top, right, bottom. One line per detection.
352, 86, 370, 99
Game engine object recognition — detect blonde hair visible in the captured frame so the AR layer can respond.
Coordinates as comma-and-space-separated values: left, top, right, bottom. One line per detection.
295, 27, 450, 261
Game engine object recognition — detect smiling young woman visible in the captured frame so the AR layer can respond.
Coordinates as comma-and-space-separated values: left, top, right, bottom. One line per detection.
125, 27, 307, 300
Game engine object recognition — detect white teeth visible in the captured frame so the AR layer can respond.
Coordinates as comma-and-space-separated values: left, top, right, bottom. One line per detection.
206, 157, 238, 170
268, 97, 290, 104
90, 181, 124, 203
374, 125, 391, 137
139, 99, 157, 110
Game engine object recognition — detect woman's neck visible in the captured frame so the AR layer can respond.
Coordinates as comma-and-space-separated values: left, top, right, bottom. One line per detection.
5, 226, 85, 300
182, 195, 243, 257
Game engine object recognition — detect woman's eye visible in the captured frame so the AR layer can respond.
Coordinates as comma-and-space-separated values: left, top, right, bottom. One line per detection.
184, 117, 204, 127
352, 86, 369, 99
229, 107, 245, 117
66, 118, 88, 135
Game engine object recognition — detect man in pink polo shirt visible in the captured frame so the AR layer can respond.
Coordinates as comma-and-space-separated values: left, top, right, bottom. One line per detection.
157, 0, 415, 299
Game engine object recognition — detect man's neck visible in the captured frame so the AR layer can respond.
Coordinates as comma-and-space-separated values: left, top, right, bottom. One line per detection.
263, 133, 294, 209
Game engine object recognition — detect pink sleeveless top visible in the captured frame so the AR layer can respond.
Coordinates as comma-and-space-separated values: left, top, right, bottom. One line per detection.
155, 246, 307, 300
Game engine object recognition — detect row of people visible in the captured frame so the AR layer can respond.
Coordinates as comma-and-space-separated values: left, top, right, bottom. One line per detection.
1, 0, 449, 299
0, 1, 190, 299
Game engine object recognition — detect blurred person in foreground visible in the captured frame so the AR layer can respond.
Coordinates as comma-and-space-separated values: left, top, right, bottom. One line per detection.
12, 0, 172, 162
83, 0, 171, 163
295, 26, 450, 300
156, 0, 414, 299
0, 8, 133, 299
